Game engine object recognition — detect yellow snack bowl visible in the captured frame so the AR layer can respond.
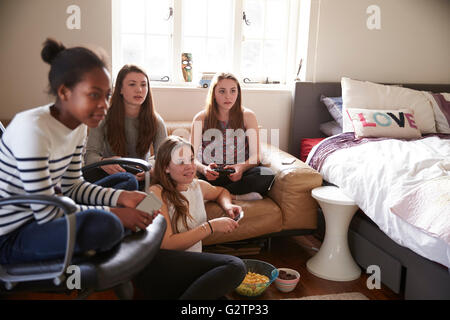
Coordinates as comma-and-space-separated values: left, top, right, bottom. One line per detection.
235, 259, 279, 297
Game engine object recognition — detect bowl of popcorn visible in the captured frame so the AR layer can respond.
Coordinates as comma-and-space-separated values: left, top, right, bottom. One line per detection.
235, 259, 279, 297
274, 268, 300, 293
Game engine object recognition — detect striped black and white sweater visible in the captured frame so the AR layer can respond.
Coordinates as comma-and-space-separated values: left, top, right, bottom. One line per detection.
0, 104, 122, 236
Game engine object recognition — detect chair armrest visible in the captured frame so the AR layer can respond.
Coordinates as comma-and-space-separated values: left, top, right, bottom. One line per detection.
0, 195, 77, 289
261, 144, 323, 228
82, 157, 151, 172
82, 157, 151, 192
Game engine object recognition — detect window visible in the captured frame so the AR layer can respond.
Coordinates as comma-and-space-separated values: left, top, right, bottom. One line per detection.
112, 0, 299, 85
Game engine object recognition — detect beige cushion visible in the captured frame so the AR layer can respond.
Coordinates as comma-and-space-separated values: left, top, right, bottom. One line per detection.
165, 121, 191, 140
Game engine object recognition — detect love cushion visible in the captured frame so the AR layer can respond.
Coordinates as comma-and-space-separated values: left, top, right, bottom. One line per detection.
346, 108, 421, 139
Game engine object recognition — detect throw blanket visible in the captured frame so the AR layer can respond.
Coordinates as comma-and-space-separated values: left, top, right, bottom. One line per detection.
308, 132, 449, 172
307, 133, 450, 267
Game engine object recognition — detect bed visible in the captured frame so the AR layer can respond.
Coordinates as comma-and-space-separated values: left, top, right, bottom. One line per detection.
289, 80, 450, 300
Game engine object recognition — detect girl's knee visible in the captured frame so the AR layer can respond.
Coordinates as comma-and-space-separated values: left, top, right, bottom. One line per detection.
77, 211, 124, 251
116, 172, 139, 191
225, 256, 247, 282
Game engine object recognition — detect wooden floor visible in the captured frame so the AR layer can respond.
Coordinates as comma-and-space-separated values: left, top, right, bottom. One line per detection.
1, 235, 401, 300
226, 235, 401, 300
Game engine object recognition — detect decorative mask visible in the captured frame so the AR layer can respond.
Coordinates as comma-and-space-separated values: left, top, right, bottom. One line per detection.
181, 53, 193, 82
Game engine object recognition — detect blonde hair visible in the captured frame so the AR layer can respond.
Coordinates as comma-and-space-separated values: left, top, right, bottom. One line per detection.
151, 136, 195, 233
204, 72, 244, 131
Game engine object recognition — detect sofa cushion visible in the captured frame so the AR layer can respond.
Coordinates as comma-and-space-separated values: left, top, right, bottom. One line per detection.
203, 198, 283, 245
165, 121, 191, 139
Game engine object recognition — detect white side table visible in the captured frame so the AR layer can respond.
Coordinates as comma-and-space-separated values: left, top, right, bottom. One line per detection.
307, 186, 361, 281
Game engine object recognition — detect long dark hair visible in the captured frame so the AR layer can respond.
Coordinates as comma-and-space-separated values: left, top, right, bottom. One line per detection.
151, 136, 194, 233
204, 72, 244, 131
106, 64, 157, 158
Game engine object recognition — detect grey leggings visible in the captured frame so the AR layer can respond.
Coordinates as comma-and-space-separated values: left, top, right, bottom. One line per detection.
134, 249, 246, 300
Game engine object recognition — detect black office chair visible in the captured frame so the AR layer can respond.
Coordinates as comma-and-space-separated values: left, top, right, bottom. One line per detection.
0, 194, 166, 299
0, 122, 166, 299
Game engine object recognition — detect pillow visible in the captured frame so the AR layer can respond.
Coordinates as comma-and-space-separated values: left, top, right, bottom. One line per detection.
320, 95, 343, 127
341, 77, 436, 134
421, 91, 450, 133
346, 108, 422, 139
300, 138, 325, 162
319, 120, 342, 136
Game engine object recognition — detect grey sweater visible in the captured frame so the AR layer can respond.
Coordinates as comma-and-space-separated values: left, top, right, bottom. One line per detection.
84, 113, 167, 165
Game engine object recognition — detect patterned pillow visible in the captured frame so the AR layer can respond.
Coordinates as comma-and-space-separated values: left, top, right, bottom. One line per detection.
346, 108, 422, 139
320, 95, 343, 128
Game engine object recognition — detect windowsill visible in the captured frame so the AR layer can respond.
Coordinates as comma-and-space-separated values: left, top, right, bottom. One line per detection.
150, 82, 292, 93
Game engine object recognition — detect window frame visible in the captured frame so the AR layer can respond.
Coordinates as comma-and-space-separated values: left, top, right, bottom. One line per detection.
112, 0, 301, 87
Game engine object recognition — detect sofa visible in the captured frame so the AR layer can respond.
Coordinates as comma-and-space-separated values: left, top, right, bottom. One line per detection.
164, 121, 323, 246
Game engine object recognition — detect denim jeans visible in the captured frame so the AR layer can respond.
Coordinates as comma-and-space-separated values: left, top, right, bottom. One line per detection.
0, 173, 138, 264
94, 172, 139, 191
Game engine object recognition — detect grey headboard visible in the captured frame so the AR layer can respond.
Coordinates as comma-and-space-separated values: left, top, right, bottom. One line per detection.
288, 81, 450, 159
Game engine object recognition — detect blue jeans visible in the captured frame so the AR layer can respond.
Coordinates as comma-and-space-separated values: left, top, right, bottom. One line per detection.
94, 172, 139, 191
0, 173, 138, 264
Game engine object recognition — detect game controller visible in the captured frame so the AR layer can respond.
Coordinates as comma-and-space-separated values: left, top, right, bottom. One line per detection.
233, 211, 244, 221
213, 168, 235, 174
121, 164, 144, 175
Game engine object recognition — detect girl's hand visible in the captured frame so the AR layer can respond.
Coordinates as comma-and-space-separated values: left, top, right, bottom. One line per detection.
110, 207, 154, 232
117, 190, 147, 208
203, 163, 220, 181
224, 204, 242, 220
135, 171, 146, 181
209, 217, 239, 234
225, 164, 244, 182
100, 156, 126, 175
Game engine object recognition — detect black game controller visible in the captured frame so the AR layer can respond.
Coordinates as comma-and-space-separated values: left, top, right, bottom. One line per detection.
213, 168, 235, 175
121, 164, 144, 175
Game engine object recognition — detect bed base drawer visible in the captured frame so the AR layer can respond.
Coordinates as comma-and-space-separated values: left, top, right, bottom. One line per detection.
348, 229, 403, 294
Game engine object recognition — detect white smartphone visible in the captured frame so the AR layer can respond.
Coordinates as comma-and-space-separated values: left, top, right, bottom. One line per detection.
234, 211, 244, 221
136, 192, 162, 215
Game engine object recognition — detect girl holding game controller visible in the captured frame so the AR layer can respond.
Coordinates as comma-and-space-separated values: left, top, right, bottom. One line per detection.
190, 72, 275, 201
135, 136, 246, 299
84, 64, 167, 184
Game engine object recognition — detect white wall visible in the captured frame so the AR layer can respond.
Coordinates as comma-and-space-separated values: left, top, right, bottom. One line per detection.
0, 0, 112, 120
303, 0, 450, 83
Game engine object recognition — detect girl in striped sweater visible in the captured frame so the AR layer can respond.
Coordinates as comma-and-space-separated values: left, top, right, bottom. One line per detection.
0, 39, 154, 264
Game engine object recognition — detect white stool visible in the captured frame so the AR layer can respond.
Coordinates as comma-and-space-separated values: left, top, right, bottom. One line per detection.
307, 186, 361, 281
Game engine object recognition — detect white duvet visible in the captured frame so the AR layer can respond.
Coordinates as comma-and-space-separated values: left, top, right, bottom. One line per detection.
307, 135, 450, 268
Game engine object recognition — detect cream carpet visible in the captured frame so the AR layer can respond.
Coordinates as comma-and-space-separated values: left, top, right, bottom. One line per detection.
285, 292, 369, 300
